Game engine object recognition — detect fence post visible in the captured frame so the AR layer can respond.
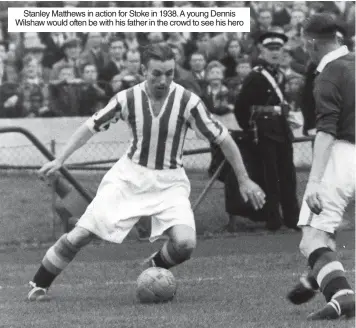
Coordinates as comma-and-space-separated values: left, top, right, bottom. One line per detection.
50, 139, 57, 240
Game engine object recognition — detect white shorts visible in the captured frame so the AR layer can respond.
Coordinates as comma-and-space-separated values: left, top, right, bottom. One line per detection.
298, 140, 355, 233
77, 156, 195, 243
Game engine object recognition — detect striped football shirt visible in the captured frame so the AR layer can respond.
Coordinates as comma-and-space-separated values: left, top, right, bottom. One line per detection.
85, 82, 228, 170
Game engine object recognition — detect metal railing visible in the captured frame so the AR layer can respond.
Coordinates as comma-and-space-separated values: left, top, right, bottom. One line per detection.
0, 127, 93, 203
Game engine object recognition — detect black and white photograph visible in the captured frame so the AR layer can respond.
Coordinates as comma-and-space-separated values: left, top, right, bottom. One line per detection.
0, 1, 355, 327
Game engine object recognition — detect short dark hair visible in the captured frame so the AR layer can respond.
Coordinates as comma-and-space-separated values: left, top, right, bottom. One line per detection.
303, 13, 339, 40
141, 43, 175, 66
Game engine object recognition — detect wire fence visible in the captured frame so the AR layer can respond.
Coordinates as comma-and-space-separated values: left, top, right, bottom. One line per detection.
0, 136, 314, 244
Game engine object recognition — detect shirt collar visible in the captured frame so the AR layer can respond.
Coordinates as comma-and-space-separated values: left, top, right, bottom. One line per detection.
316, 45, 349, 73
140, 81, 176, 95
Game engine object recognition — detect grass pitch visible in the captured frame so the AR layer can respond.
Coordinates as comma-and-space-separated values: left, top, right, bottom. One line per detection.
0, 231, 354, 328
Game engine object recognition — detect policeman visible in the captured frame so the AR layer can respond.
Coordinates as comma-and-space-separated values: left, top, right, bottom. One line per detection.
234, 29, 300, 231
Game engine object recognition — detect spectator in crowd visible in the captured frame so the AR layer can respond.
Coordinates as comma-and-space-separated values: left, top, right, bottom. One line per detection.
80, 32, 110, 76
166, 32, 187, 52
146, 32, 164, 44
225, 57, 252, 104
202, 60, 237, 130
110, 73, 122, 94
100, 37, 126, 83
285, 9, 305, 39
292, 0, 308, 14
22, 32, 42, 50
280, 47, 300, 78
0, 76, 22, 118
169, 44, 202, 96
39, 32, 66, 69
208, 32, 241, 61
51, 37, 83, 81
272, 1, 291, 27
251, 9, 273, 42
189, 52, 208, 92
79, 63, 109, 115
239, 32, 260, 63
191, 32, 212, 63
221, 39, 244, 78
18, 56, 49, 117
204, 60, 241, 231
123, 32, 141, 52
48, 65, 82, 116
285, 73, 304, 112
23, 42, 51, 83
114, 50, 144, 92
0, 41, 18, 84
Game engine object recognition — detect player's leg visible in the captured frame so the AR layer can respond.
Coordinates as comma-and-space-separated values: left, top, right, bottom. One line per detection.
288, 141, 355, 319
149, 224, 197, 269
28, 227, 94, 301
287, 232, 336, 305
299, 227, 354, 320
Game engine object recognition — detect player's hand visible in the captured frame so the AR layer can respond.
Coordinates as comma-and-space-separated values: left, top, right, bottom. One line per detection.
305, 181, 323, 215
38, 159, 62, 179
239, 178, 266, 210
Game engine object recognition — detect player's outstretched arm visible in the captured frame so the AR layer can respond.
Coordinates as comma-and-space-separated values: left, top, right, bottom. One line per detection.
219, 133, 266, 210
39, 124, 94, 177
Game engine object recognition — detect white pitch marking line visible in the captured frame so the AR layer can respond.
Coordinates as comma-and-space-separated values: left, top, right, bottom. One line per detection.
0, 270, 354, 291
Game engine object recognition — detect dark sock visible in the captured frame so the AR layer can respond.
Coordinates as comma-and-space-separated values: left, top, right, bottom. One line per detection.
308, 247, 353, 302
152, 241, 193, 269
32, 234, 79, 289
152, 251, 171, 269
33, 264, 57, 289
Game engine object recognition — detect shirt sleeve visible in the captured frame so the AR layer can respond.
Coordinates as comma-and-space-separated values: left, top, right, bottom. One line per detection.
313, 79, 341, 137
187, 97, 229, 145
85, 91, 127, 133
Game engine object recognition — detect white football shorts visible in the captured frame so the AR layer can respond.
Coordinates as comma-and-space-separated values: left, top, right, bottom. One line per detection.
298, 140, 355, 233
77, 155, 195, 243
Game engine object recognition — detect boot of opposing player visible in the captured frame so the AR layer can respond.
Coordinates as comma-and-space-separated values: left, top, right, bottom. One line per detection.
307, 293, 355, 321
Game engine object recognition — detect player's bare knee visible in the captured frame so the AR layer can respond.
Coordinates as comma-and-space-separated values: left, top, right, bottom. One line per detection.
173, 235, 196, 258
299, 226, 331, 257
67, 227, 93, 248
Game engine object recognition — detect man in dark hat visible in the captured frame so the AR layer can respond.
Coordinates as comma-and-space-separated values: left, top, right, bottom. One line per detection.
234, 28, 300, 231
287, 13, 355, 321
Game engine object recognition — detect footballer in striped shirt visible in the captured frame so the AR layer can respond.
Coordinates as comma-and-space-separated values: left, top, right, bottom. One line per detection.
28, 43, 266, 301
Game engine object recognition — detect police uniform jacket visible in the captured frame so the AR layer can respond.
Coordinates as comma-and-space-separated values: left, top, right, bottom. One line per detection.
234, 59, 293, 143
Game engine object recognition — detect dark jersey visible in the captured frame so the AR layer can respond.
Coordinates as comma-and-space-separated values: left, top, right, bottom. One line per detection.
314, 52, 355, 143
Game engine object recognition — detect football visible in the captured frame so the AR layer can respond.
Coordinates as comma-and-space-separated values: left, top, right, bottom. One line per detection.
136, 267, 177, 303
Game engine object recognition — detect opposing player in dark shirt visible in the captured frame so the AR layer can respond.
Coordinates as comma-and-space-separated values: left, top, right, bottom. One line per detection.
287, 14, 355, 320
